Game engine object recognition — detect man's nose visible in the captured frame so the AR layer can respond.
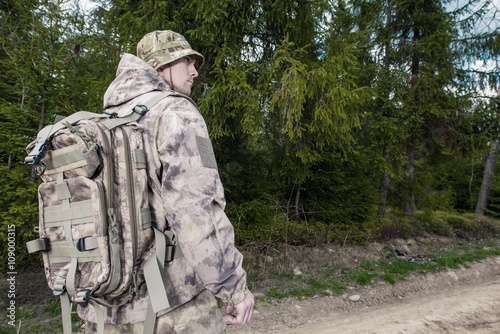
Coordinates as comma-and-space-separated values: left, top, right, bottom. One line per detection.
190, 64, 198, 77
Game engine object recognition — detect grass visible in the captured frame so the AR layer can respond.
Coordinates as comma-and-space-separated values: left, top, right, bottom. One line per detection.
266, 275, 347, 300
0, 299, 81, 334
347, 270, 375, 285
253, 239, 500, 302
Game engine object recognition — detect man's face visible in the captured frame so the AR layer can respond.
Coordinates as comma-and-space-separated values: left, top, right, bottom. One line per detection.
159, 56, 198, 96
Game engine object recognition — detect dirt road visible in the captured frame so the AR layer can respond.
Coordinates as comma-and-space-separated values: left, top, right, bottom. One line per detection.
229, 256, 500, 334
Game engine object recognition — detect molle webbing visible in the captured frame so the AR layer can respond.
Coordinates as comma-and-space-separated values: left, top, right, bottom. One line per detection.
42, 144, 87, 174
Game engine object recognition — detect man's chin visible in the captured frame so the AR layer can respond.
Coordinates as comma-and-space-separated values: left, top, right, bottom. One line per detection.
181, 89, 191, 96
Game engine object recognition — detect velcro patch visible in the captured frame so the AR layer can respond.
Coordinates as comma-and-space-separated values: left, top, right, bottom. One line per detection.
196, 136, 218, 169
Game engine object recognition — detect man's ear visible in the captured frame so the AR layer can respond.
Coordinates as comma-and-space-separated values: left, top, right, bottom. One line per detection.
158, 66, 170, 83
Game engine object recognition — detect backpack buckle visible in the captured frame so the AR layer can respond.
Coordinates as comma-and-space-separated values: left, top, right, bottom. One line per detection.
76, 237, 90, 251
53, 280, 67, 296
165, 244, 176, 263
133, 105, 148, 115
26, 237, 50, 254
74, 289, 91, 307
25, 138, 50, 166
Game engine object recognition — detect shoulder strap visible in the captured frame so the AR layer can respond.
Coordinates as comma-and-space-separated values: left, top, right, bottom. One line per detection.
44, 111, 107, 140
102, 91, 174, 130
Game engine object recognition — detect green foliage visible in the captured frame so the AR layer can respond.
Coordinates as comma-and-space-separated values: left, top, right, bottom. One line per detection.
0, 167, 40, 270
0, 0, 118, 268
485, 153, 500, 218
1, 0, 499, 270
377, 210, 500, 241
432, 241, 500, 269
303, 152, 380, 227
42, 298, 62, 318
265, 287, 289, 300
230, 202, 336, 246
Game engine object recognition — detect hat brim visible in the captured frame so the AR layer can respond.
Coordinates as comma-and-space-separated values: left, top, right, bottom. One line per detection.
155, 49, 204, 71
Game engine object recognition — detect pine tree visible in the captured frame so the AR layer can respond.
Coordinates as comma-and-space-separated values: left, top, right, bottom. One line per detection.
0, 0, 113, 266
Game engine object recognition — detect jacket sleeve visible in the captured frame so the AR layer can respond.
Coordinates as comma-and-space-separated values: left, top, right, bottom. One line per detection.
156, 99, 247, 306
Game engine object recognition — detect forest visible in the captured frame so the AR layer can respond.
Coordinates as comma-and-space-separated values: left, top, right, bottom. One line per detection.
0, 0, 499, 267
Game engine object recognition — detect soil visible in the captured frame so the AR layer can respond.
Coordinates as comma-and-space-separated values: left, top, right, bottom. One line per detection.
228, 255, 500, 334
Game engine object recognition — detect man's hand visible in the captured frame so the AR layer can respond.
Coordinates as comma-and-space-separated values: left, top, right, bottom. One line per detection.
225, 290, 255, 325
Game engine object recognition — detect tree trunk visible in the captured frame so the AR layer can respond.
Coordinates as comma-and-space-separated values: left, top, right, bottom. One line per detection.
475, 140, 500, 215
377, 0, 392, 219
404, 18, 420, 215
378, 145, 390, 218
404, 144, 416, 214
294, 185, 301, 220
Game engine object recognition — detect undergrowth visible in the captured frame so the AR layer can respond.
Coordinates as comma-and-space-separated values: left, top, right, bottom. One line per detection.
1, 210, 499, 333
238, 211, 500, 302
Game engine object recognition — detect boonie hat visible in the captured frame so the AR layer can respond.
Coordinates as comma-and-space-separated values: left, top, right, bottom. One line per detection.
137, 30, 204, 71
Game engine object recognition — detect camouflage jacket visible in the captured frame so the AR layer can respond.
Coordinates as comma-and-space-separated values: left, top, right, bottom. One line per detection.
78, 53, 248, 324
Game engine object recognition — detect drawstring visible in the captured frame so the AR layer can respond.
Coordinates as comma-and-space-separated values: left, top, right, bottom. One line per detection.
158, 64, 176, 92
169, 66, 175, 92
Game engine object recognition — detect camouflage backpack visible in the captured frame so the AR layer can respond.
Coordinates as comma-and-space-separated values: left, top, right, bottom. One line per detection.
25, 91, 180, 334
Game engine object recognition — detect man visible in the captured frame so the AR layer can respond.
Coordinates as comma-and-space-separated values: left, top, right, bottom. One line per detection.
82, 30, 254, 333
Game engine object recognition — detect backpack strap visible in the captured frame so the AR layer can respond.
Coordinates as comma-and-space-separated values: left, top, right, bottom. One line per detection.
143, 228, 183, 334
89, 300, 106, 334
59, 292, 72, 334
26, 91, 174, 165
102, 91, 174, 130
58, 289, 106, 334
143, 228, 169, 334
144, 228, 170, 311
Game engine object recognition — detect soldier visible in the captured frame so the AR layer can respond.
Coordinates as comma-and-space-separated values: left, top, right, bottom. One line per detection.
82, 30, 254, 333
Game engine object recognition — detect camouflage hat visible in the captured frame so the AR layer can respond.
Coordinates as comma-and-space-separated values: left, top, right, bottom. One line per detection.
137, 30, 204, 71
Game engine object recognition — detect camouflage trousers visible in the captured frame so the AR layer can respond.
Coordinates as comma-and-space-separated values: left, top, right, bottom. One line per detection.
83, 289, 226, 334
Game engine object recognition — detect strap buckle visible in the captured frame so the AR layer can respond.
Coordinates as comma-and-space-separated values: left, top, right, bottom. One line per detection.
25, 138, 50, 166
53, 280, 67, 296
26, 237, 50, 253
133, 105, 148, 115
165, 244, 176, 263
76, 236, 91, 252
74, 289, 91, 307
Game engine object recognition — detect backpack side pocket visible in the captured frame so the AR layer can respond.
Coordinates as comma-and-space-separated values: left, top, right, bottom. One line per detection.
38, 175, 111, 296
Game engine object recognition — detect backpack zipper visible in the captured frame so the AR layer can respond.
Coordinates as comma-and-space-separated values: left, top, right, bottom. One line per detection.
97, 123, 122, 295
121, 128, 138, 277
